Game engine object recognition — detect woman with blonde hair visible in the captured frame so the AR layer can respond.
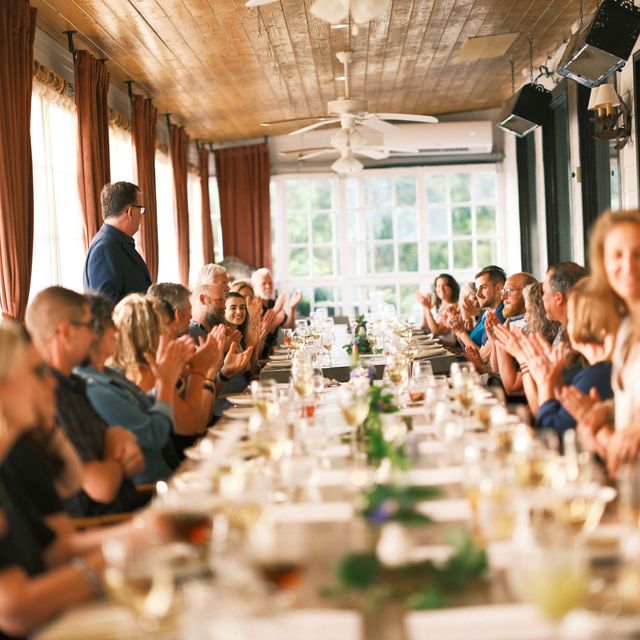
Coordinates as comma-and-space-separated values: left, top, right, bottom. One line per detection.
523, 282, 561, 343
75, 294, 192, 483
575, 209, 640, 473
532, 277, 617, 437
111, 294, 222, 451
230, 279, 255, 300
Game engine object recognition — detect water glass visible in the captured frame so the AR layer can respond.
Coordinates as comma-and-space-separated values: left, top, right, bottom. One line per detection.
412, 359, 433, 381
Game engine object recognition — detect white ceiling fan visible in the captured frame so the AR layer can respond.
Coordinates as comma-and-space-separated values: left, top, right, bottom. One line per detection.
279, 124, 415, 174
261, 50, 438, 137
245, 0, 390, 24
279, 138, 389, 175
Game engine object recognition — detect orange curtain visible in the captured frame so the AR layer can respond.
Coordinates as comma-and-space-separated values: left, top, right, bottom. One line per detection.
74, 50, 111, 250
214, 143, 271, 270
169, 125, 190, 285
131, 95, 159, 281
198, 145, 215, 264
0, 1, 36, 320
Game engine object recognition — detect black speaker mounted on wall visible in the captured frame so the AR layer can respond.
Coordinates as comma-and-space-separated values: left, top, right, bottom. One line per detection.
557, 0, 640, 88
497, 83, 553, 137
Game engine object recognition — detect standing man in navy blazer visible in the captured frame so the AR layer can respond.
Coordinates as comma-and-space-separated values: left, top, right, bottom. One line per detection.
83, 182, 152, 303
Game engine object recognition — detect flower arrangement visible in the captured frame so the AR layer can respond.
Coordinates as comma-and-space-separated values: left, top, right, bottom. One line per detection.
322, 528, 487, 610
344, 314, 373, 355
363, 386, 408, 469
360, 483, 440, 526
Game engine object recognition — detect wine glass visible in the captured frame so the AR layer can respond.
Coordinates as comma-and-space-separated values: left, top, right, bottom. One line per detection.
281, 328, 293, 349
321, 328, 335, 365
291, 358, 314, 417
513, 542, 587, 629
385, 352, 408, 406
102, 532, 193, 633
339, 383, 370, 461
412, 359, 433, 381
251, 380, 279, 423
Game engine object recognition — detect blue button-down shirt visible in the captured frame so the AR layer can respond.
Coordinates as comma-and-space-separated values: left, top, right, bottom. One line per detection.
469, 301, 505, 346
83, 223, 152, 303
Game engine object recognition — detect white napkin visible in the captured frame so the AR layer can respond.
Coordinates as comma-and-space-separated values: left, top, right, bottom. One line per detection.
416, 498, 471, 522
34, 603, 141, 640
409, 467, 464, 485
418, 441, 446, 454
405, 604, 555, 640
239, 609, 363, 640
314, 466, 463, 487
270, 501, 353, 523
323, 444, 351, 458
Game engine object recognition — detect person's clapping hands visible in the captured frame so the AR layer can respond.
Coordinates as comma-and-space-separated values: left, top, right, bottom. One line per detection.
221, 342, 254, 378
519, 333, 565, 388
415, 291, 434, 308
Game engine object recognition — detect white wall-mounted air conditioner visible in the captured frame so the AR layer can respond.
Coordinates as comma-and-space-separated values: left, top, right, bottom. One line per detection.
382, 121, 494, 156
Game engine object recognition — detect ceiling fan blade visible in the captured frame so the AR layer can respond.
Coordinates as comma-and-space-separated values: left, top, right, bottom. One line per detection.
279, 147, 333, 156
245, 0, 279, 6
299, 149, 337, 160
371, 112, 439, 124
261, 115, 332, 127
355, 148, 389, 160
359, 118, 400, 134
288, 119, 340, 136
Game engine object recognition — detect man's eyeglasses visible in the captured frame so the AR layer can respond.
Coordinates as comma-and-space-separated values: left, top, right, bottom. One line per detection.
501, 287, 522, 297
130, 204, 146, 215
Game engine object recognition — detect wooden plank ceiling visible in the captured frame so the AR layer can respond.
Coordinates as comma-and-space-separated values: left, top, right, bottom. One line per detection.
32, 0, 600, 142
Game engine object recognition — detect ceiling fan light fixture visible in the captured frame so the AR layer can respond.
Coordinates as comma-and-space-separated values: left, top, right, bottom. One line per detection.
310, 0, 389, 25
347, 127, 367, 150
330, 128, 350, 150
310, 0, 350, 23
331, 153, 363, 175
350, 0, 390, 23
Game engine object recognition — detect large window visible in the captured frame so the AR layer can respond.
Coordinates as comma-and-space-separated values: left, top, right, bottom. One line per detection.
155, 151, 180, 283
209, 177, 223, 262
30, 87, 85, 298
271, 167, 500, 317
109, 126, 134, 183
187, 170, 203, 285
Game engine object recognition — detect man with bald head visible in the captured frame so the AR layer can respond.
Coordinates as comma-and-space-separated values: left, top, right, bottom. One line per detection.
26, 286, 147, 517
189, 283, 226, 343
501, 272, 538, 328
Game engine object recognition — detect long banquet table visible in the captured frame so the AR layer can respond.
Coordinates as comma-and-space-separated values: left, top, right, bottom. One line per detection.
34, 343, 632, 640
260, 326, 459, 383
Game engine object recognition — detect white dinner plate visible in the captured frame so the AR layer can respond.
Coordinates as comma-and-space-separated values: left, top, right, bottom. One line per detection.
223, 406, 258, 420
270, 353, 290, 361
226, 393, 254, 406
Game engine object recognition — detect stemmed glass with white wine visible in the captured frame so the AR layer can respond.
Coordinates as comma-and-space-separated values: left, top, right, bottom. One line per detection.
321, 327, 335, 365
251, 380, 279, 423
385, 352, 409, 406
291, 356, 314, 411
102, 530, 194, 634
339, 382, 370, 460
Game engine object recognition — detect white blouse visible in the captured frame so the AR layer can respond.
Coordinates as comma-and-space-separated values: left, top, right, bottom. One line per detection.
429, 305, 457, 346
612, 317, 640, 429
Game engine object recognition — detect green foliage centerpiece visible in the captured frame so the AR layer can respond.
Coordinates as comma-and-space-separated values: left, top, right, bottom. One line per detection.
344, 314, 373, 356
363, 385, 409, 471
325, 388, 488, 611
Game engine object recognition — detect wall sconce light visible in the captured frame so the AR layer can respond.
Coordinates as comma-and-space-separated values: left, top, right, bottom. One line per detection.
588, 83, 631, 149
